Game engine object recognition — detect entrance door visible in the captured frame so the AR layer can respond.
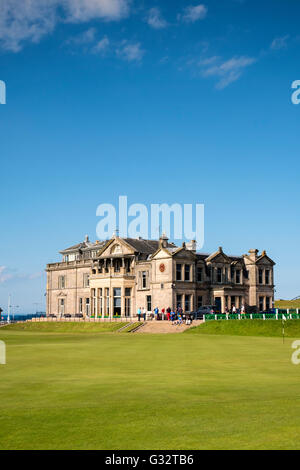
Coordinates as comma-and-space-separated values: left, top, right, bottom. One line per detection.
215, 297, 221, 313
59, 298, 65, 315
125, 298, 131, 317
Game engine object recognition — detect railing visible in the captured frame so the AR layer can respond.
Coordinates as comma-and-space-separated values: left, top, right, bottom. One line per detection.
30, 316, 138, 323
203, 311, 300, 322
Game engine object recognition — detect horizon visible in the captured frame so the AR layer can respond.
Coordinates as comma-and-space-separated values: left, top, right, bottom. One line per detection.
1, 0, 300, 312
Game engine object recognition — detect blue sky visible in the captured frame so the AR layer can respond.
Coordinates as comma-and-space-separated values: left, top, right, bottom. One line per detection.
0, 0, 300, 312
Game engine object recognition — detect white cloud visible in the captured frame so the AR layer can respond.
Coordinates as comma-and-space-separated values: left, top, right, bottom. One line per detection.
0, 0, 130, 52
0, 266, 13, 283
146, 7, 167, 30
0, 266, 44, 283
116, 40, 145, 62
92, 35, 109, 53
270, 35, 289, 51
64, 0, 130, 23
66, 27, 97, 45
199, 55, 256, 89
179, 4, 207, 23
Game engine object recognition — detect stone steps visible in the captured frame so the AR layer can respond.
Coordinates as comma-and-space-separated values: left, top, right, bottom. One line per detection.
134, 320, 203, 334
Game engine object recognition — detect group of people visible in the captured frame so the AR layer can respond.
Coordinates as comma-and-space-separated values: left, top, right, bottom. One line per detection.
224, 305, 246, 315
136, 306, 193, 325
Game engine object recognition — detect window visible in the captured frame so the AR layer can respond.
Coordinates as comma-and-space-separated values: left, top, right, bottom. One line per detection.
125, 298, 131, 317
266, 297, 270, 311
126, 259, 131, 273
230, 267, 235, 280
79, 298, 83, 314
197, 296, 203, 309
185, 295, 191, 312
176, 264, 182, 281
141, 271, 148, 289
105, 288, 109, 315
259, 296, 264, 312
258, 269, 263, 285
217, 268, 222, 283
265, 270, 270, 285
125, 288, 131, 317
99, 288, 103, 316
58, 275, 66, 289
85, 298, 90, 316
197, 267, 203, 282
236, 269, 241, 284
113, 288, 121, 316
111, 244, 122, 254
114, 259, 121, 272
59, 298, 65, 315
147, 295, 152, 312
176, 294, 183, 308
92, 289, 97, 315
184, 265, 190, 281
83, 273, 90, 287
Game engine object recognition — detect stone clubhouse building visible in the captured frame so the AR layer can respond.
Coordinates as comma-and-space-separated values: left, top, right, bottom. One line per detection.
46, 234, 275, 318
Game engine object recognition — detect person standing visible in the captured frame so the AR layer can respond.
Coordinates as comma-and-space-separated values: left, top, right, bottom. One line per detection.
137, 307, 142, 322
142, 307, 147, 321
154, 306, 159, 320
166, 307, 171, 321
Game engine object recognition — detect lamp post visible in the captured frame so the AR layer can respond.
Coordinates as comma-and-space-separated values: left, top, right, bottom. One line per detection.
7, 295, 11, 324
7, 296, 19, 323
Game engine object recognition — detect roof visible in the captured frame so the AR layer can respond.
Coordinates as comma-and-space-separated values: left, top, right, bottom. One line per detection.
60, 240, 105, 254
124, 238, 177, 255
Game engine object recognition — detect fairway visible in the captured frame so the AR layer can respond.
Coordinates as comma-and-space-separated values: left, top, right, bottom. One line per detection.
0, 324, 300, 450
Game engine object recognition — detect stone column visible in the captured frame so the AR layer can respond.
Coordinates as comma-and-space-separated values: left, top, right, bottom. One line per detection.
221, 296, 226, 314
95, 289, 98, 317
121, 286, 125, 318
110, 289, 113, 320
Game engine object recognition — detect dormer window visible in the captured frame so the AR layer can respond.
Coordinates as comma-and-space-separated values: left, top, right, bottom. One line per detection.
111, 244, 122, 254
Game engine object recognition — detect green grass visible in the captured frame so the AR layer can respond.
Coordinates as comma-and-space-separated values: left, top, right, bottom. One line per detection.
0, 321, 128, 333
186, 319, 300, 338
275, 300, 300, 309
1, 323, 300, 450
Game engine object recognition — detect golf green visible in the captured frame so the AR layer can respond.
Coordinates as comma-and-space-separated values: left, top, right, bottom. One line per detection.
0, 324, 299, 450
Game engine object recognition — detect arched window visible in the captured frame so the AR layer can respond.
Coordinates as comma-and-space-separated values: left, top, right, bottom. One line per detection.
111, 244, 122, 254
